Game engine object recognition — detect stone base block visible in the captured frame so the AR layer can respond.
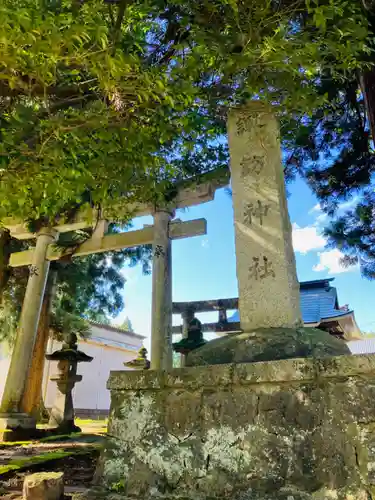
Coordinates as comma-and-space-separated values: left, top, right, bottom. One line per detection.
0, 412, 36, 441
99, 354, 375, 499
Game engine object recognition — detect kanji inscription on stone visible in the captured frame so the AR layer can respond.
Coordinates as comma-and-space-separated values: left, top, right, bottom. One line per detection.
28, 265, 39, 277
248, 256, 275, 281
236, 111, 259, 136
227, 103, 302, 329
240, 154, 264, 178
243, 200, 270, 226
153, 245, 165, 258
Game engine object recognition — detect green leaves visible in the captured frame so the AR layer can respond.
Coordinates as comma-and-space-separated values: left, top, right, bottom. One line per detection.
0, 0, 371, 227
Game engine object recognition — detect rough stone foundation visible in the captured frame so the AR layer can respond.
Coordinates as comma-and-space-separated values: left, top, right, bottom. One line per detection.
99, 355, 375, 499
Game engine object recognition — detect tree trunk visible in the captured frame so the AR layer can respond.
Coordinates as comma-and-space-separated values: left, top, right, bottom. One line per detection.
360, 2, 375, 143
20, 270, 57, 420
0, 228, 11, 302
359, 69, 375, 144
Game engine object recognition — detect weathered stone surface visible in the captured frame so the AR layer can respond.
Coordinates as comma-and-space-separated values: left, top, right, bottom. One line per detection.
227, 103, 302, 331
108, 369, 164, 390
165, 364, 234, 389
100, 354, 375, 499
23, 472, 64, 500
186, 327, 350, 366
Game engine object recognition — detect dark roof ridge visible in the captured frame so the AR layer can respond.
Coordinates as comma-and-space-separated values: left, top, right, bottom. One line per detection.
300, 278, 335, 288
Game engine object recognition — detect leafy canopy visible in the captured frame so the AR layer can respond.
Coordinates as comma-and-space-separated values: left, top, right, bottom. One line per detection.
0, 0, 370, 227
282, 60, 375, 278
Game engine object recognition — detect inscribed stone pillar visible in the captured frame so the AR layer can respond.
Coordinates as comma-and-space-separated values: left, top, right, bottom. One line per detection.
151, 210, 173, 370
227, 103, 302, 331
0, 228, 58, 420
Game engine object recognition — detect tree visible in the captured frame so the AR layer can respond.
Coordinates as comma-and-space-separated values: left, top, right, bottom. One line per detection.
0, 0, 370, 233
282, 61, 375, 278
0, 0, 372, 285
120, 317, 134, 333
274, 1, 375, 281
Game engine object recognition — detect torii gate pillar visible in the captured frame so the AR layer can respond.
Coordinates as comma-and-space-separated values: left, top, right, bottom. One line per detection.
151, 210, 173, 370
0, 227, 58, 431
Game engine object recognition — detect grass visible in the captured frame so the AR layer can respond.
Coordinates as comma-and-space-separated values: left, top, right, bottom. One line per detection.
0, 440, 33, 448
0, 450, 71, 475
39, 432, 83, 442
75, 418, 107, 434
76, 418, 107, 425
0, 444, 102, 476
0, 432, 84, 449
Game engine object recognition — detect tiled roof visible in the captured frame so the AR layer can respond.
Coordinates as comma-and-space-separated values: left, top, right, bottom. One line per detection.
300, 285, 350, 324
229, 279, 351, 325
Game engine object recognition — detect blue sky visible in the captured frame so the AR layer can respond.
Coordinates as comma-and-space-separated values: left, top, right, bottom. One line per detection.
115, 177, 375, 351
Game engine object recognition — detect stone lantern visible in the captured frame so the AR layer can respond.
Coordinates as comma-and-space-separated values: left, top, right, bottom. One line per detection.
124, 347, 150, 370
46, 333, 92, 433
173, 315, 206, 355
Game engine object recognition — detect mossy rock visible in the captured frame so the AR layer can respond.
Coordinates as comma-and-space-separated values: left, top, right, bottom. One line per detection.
186, 327, 350, 366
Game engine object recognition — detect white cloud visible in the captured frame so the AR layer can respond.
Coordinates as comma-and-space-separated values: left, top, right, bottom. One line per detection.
309, 203, 322, 214
338, 196, 359, 213
314, 211, 328, 227
308, 197, 359, 229
292, 223, 326, 254
307, 203, 328, 227
313, 248, 356, 275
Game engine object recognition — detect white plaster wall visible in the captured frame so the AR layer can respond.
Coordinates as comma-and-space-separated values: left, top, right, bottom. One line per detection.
0, 342, 11, 402
1, 324, 144, 412
43, 337, 141, 411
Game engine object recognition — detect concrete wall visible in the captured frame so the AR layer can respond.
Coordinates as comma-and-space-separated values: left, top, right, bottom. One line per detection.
101, 355, 375, 499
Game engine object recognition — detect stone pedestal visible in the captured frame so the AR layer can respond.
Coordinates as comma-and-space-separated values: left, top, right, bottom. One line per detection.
48, 360, 82, 433
186, 327, 349, 366
0, 412, 36, 441
227, 103, 302, 330
0, 228, 58, 430
151, 210, 173, 370
100, 355, 375, 499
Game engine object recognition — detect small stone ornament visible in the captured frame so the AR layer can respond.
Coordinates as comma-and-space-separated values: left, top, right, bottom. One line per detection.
46, 333, 92, 433
124, 347, 150, 370
173, 317, 206, 355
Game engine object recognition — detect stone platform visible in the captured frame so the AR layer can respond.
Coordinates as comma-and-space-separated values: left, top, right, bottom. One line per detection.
99, 354, 375, 499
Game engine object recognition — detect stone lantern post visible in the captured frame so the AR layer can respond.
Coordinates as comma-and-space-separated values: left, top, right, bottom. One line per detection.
46, 334, 92, 433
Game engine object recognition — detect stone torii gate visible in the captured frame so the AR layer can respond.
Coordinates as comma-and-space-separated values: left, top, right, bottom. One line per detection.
0, 171, 228, 432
